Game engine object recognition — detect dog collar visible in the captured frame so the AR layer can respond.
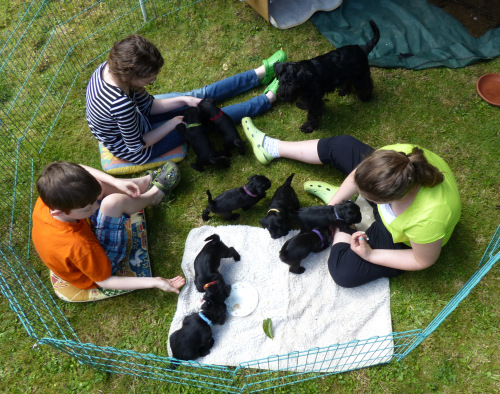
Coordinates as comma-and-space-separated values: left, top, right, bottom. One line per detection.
312, 229, 324, 248
209, 109, 223, 122
243, 185, 258, 197
334, 205, 344, 221
203, 280, 218, 289
267, 208, 280, 214
186, 123, 202, 128
198, 312, 213, 327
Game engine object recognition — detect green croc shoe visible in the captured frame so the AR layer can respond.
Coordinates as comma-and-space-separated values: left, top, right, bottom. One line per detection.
241, 117, 274, 165
148, 161, 181, 196
304, 181, 339, 204
264, 78, 279, 95
261, 49, 286, 85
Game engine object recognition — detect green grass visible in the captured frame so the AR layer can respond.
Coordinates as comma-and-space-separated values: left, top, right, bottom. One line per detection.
1, 0, 499, 392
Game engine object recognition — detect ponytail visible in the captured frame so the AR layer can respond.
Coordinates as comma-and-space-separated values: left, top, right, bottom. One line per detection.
354, 147, 444, 203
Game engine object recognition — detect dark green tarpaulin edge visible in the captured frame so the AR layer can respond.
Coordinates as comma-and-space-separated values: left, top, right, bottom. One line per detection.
311, 0, 500, 69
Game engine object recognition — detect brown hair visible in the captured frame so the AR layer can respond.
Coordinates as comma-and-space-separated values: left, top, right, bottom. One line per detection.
36, 162, 102, 212
107, 34, 164, 85
354, 147, 444, 203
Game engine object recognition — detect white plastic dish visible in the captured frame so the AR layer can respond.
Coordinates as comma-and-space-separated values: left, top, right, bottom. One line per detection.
225, 282, 259, 317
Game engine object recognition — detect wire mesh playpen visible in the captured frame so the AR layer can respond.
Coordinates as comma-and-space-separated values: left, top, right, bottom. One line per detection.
1, 0, 499, 392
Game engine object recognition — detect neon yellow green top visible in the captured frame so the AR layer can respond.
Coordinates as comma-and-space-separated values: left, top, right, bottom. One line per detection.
377, 144, 461, 246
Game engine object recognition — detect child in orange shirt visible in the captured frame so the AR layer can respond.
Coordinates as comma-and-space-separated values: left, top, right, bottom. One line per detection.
32, 161, 185, 293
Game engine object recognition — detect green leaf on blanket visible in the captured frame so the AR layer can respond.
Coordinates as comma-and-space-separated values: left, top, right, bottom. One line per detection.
263, 318, 273, 339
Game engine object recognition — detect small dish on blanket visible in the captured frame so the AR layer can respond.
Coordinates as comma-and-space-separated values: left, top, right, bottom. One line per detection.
225, 282, 259, 317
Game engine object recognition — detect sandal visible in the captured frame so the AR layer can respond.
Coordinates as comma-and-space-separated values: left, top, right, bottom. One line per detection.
147, 161, 180, 196
261, 49, 287, 85
264, 78, 279, 95
241, 117, 274, 165
303, 181, 339, 204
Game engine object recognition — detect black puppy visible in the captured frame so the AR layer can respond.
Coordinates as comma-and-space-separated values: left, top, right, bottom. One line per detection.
274, 20, 380, 133
177, 107, 230, 172
198, 98, 245, 156
293, 200, 362, 233
279, 227, 332, 274
202, 175, 272, 221
259, 173, 300, 239
194, 234, 240, 293
169, 289, 229, 365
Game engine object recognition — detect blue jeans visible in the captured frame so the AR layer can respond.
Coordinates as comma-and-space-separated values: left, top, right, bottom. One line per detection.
148, 70, 271, 159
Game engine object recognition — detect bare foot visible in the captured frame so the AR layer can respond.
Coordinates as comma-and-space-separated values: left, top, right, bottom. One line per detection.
155, 276, 185, 294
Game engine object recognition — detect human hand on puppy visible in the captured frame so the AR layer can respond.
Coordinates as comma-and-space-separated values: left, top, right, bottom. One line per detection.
183, 96, 202, 107
350, 231, 372, 260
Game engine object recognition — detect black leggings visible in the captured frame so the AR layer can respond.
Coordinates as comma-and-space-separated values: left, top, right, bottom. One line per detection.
317, 135, 407, 288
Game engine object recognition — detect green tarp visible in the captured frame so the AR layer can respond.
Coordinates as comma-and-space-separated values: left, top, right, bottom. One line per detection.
311, 0, 500, 69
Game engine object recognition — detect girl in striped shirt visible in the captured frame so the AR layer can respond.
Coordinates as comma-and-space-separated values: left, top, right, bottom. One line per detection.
86, 34, 285, 164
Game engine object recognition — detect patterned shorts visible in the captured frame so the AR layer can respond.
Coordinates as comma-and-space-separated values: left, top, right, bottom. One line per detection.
90, 210, 130, 274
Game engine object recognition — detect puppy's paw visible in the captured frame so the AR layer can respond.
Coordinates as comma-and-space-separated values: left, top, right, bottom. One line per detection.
290, 266, 306, 274
232, 249, 241, 261
300, 123, 315, 134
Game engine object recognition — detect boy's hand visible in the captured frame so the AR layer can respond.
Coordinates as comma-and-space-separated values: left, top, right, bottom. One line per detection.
183, 96, 202, 107
350, 231, 372, 261
115, 179, 141, 198
154, 276, 186, 294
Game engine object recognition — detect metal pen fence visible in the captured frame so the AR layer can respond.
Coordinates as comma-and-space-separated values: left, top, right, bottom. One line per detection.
0, 1, 499, 392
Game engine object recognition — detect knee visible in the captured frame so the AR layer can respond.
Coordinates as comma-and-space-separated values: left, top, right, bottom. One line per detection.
99, 194, 127, 217
327, 244, 362, 289
329, 266, 359, 289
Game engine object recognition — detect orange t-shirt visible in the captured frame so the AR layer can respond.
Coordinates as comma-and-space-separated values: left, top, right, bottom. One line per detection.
31, 198, 112, 289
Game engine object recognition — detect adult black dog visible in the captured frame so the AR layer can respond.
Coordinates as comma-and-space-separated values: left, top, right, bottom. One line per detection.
169, 288, 229, 366
194, 234, 240, 293
198, 98, 245, 157
177, 106, 229, 172
293, 200, 362, 233
279, 227, 332, 274
259, 173, 300, 239
202, 175, 271, 221
274, 20, 380, 133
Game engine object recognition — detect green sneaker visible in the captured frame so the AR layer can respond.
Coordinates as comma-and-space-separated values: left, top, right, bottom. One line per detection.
241, 117, 274, 165
264, 78, 279, 95
147, 161, 181, 196
261, 49, 286, 85
303, 181, 339, 204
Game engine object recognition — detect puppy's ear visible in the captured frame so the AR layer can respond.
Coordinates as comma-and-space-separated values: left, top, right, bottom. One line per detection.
273, 62, 286, 76
247, 175, 256, 181
259, 217, 268, 229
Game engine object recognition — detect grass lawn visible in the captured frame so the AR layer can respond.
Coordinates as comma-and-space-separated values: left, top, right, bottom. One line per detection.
0, 0, 499, 392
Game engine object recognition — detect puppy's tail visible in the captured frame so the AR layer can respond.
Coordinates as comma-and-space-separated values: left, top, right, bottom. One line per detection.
361, 20, 380, 55
204, 233, 220, 243
284, 173, 295, 186
206, 190, 213, 204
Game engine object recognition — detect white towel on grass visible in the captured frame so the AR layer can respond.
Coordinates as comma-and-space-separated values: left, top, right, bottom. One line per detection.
167, 225, 393, 371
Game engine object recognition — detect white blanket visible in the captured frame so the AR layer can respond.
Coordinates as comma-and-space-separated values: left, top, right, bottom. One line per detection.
168, 225, 393, 371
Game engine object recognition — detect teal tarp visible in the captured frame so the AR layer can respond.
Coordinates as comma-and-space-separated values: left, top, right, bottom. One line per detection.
311, 0, 500, 69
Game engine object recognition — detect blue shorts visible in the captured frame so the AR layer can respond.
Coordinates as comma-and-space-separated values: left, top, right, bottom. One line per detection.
90, 209, 130, 274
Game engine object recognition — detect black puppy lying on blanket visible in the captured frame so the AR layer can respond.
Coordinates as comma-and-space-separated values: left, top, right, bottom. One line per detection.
280, 227, 332, 274
170, 234, 236, 366
169, 288, 229, 366
293, 200, 362, 233
259, 173, 300, 239
274, 20, 380, 133
194, 234, 240, 294
202, 175, 271, 221
177, 106, 230, 172
198, 98, 245, 157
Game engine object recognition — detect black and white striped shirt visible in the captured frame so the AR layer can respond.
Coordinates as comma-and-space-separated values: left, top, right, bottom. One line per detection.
86, 62, 154, 164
